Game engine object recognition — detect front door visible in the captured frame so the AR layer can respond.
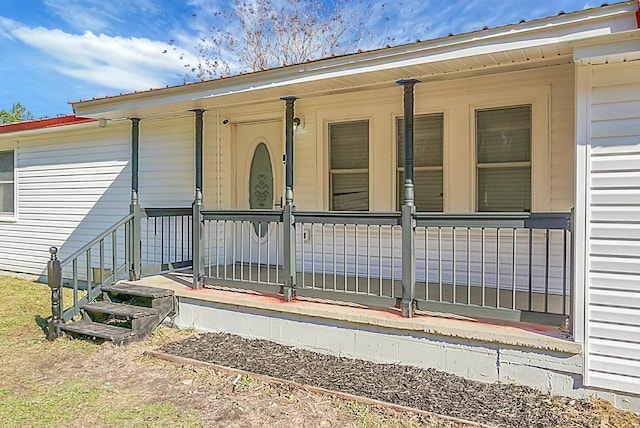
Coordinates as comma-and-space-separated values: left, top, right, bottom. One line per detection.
234, 121, 283, 268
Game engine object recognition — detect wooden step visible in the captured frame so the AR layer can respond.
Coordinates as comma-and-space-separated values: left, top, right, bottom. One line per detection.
60, 320, 136, 344
101, 283, 174, 299
82, 301, 158, 319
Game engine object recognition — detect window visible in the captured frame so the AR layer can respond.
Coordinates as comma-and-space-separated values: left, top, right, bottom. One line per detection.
0, 150, 14, 216
397, 113, 444, 211
476, 105, 531, 212
329, 120, 369, 211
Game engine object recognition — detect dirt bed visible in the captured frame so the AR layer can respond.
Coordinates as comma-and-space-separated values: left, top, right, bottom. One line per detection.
161, 333, 610, 428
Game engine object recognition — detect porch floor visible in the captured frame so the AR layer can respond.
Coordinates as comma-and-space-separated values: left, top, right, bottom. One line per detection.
125, 271, 579, 355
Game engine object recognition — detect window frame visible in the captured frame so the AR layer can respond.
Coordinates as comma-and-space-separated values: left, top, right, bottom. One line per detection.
328, 119, 370, 211
470, 90, 550, 213
475, 104, 532, 212
395, 112, 445, 212
0, 147, 17, 222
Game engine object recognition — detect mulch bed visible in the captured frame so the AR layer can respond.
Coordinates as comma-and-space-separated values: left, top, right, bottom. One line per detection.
161, 332, 599, 427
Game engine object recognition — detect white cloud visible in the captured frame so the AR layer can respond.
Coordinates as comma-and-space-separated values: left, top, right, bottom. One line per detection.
0, 17, 197, 92
42, 0, 161, 33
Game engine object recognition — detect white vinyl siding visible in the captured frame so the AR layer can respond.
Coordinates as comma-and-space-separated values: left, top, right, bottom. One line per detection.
0, 116, 198, 277
476, 105, 531, 212
396, 113, 444, 211
0, 124, 130, 275
583, 61, 640, 395
0, 149, 15, 216
329, 120, 369, 211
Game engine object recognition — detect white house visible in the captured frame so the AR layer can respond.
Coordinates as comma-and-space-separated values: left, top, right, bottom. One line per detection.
1, 1, 639, 411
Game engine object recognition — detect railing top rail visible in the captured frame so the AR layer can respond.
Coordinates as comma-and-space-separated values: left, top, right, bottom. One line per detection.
59, 213, 134, 267
202, 209, 283, 223
295, 211, 402, 226
414, 212, 571, 230
142, 207, 192, 217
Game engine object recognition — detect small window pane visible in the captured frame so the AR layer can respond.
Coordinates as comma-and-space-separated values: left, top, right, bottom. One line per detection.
397, 114, 444, 168
0, 151, 13, 181
478, 167, 531, 212
330, 121, 369, 170
0, 183, 14, 214
477, 106, 531, 164
398, 170, 443, 212
331, 173, 368, 211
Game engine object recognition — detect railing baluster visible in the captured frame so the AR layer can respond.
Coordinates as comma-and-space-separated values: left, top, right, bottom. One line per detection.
73, 259, 78, 315
321, 223, 325, 290
86, 249, 92, 299
512, 228, 517, 310
528, 228, 533, 311
355, 225, 359, 293
466, 227, 471, 305
481, 227, 485, 307
312, 224, 316, 289
99, 240, 105, 287
206, 220, 211, 278
267, 221, 271, 284
343, 224, 347, 292
425, 227, 429, 301
438, 227, 442, 302
452, 227, 457, 304
496, 228, 500, 308
563, 229, 568, 316
378, 226, 382, 295
275, 221, 280, 284
233, 220, 237, 280
111, 230, 117, 283
389, 226, 396, 299
332, 224, 336, 291
545, 229, 550, 313
301, 223, 305, 288
367, 225, 371, 295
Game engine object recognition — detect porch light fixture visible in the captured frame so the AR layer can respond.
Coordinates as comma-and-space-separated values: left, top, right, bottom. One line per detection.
293, 116, 304, 130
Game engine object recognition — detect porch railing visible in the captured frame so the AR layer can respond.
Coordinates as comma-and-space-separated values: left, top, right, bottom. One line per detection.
46, 214, 134, 339
140, 208, 193, 275
196, 208, 572, 324
46, 208, 194, 339
48, 207, 573, 330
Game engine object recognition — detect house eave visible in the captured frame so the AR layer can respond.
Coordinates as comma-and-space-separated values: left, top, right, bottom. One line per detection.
72, 1, 639, 120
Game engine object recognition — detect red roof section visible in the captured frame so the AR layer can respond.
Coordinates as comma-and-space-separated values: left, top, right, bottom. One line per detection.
0, 115, 95, 134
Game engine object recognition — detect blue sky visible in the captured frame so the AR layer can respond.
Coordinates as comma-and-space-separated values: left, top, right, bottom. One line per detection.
1, 0, 599, 119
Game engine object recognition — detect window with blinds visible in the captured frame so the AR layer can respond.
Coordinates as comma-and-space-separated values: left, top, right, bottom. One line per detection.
397, 113, 444, 211
476, 105, 531, 212
0, 150, 15, 215
329, 120, 369, 211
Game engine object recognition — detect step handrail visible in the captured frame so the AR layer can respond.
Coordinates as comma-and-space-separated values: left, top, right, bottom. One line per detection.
59, 214, 134, 267
47, 213, 135, 340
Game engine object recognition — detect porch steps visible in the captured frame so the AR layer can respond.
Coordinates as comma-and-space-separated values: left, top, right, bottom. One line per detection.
59, 283, 176, 345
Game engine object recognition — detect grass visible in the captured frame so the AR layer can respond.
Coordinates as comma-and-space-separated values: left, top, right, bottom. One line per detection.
0, 275, 199, 428
2, 273, 639, 427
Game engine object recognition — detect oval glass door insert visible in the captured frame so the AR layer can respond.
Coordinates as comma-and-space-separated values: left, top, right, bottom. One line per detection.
249, 142, 273, 238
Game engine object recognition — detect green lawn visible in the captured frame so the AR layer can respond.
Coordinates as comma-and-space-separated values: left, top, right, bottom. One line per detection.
0, 275, 199, 428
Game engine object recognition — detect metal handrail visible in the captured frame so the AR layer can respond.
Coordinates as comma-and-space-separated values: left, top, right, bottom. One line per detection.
59, 214, 134, 267
202, 209, 282, 223
142, 207, 192, 218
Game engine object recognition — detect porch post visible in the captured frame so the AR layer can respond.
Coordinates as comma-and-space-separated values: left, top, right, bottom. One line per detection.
398, 79, 420, 318
191, 109, 206, 289
129, 118, 142, 281
281, 96, 297, 302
